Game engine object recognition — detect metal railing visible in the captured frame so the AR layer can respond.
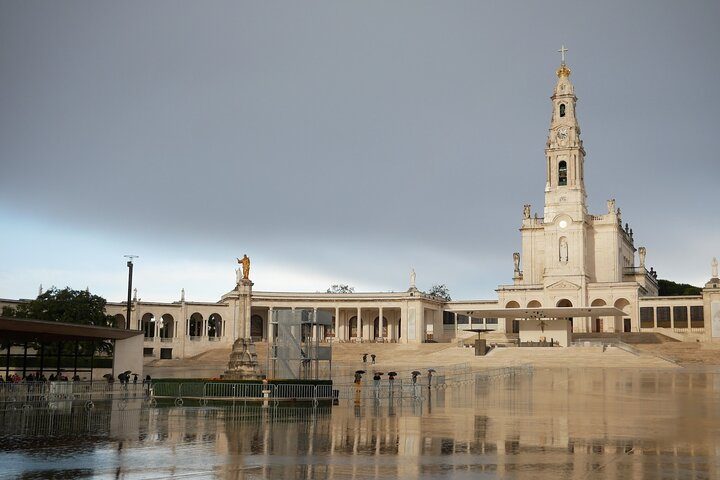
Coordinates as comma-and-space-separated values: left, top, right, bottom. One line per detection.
0, 381, 149, 410
150, 382, 335, 406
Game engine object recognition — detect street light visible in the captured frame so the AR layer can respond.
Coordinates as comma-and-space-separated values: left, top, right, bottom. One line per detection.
123, 255, 138, 330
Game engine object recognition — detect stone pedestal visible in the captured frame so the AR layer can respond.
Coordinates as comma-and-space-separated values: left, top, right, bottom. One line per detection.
238, 279, 253, 339
222, 338, 263, 380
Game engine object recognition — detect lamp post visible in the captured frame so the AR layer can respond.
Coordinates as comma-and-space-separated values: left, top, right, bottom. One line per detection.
124, 255, 138, 330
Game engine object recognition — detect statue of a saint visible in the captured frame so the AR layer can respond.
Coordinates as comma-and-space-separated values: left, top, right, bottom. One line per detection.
712, 257, 718, 278
237, 255, 251, 280
513, 252, 520, 272
617, 208, 622, 225
607, 198, 615, 214
638, 247, 646, 268
559, 238, 568, 263
181, 288, 185, 302
410, 268, 416, 288
523, 204, 531, 220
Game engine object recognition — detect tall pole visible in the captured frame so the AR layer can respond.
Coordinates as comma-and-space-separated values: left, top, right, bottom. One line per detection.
124, 255, 138, 330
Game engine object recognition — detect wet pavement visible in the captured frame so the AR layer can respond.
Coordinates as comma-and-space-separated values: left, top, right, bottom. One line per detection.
1, 368, 719, 479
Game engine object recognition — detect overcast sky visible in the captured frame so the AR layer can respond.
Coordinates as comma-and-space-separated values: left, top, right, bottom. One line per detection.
1, 1, 718, 303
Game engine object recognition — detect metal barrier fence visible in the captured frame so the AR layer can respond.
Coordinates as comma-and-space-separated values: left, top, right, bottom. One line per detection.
333, 365, 533, 403
0, 381, 149, 410
150, 382, 335, 406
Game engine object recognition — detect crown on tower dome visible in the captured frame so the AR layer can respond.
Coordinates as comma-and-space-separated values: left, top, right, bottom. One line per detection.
556, 63, 571, 78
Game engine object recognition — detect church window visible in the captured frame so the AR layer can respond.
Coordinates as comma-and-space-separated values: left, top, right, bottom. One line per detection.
559, 103, 566, 117
656, 307, 671, 328
690, 306, 704, 328
673, 306, 688, 328
640, 307, 654, 328
558, 161, 567, 186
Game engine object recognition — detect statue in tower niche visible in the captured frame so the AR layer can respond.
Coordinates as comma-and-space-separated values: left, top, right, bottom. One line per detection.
607, 198, 615, 214
559, 238, 569, 263
523, 204, 531, 219
638, 247, 646, 268
513, 252, 521, 272
237, 254, 251, 280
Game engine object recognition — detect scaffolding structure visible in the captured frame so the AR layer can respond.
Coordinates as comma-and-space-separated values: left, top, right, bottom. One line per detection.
269, 309, 332, 380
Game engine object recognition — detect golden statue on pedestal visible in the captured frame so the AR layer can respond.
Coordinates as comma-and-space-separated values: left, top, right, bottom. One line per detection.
237, 254, 250, 280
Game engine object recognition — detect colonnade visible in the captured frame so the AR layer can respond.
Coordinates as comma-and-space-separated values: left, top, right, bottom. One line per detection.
257, 306, 404, 343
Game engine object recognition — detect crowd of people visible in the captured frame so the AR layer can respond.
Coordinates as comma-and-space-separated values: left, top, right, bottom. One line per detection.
0, 372, 148, 384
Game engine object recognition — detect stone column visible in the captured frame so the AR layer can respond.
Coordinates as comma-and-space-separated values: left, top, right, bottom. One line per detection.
454, 312, 458, 334
267, 307, 274, 341
356, 307, 362, 341
238, 279, 254, 339
313, 307, 319, 341
378, 307, 384, 340
334, 306, 340, 341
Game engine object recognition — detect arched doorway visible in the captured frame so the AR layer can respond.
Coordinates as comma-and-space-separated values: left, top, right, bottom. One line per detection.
348, 316, 358, 338
189, 313, 203, 337
591, 299, 606, 332
113, 313, 126, 329
373, 317, 387, 339
614, 298, 631, 332
208, 313, 223, 339
160, 314, 174, 338
141, 313, 155, 338
250, 314, 264, 340
556, 299, 573, 332
506, 301, 520, 334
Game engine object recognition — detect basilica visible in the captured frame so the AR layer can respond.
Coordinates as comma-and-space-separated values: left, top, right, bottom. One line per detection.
3, 58, 718, 359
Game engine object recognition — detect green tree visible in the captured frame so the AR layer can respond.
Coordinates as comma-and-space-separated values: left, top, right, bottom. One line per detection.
3, 287, 115, 354
327, 284, 355, 294
427, 284, 451, 301
657, 279, 702, 296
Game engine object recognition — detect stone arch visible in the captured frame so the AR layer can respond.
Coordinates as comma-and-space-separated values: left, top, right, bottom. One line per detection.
189, 312, 203, 337
505, 301, 520, 333
250, 314, 264, 340
373, 317, 388, 339
348, 316, 358, 338
113, 313, 126, 329
590, 299, 606, 332
141, 313, 155, 338
160, 314, 174, 338
208, 313, 223, 338
614, 298, 630, 312
527, 300, 542, 308
556, 299, 573, 307
614, 298, 632, 333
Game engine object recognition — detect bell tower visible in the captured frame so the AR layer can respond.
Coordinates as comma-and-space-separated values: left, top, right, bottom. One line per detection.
543, 46, 587, 222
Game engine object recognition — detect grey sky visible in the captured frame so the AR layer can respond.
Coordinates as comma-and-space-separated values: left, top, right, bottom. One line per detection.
1, 1, 719, 302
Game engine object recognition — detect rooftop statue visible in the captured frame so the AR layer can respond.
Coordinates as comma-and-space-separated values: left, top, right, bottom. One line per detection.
237, 254, 251, 280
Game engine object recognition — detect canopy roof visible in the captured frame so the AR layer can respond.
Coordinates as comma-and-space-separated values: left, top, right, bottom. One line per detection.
0, 316, 142, 342
458, 307, 627, 319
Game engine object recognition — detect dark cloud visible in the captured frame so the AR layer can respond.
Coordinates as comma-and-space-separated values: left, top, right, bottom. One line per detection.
1, 1, 719, 300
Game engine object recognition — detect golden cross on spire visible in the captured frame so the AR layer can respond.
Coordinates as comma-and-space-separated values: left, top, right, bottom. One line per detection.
558, 45, 568, 64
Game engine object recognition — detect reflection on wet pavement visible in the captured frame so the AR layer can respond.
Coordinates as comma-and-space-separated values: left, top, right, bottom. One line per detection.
1, 368, 719, 479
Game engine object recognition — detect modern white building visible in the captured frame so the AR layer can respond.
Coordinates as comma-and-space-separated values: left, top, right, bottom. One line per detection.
3, 59, 719, 358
